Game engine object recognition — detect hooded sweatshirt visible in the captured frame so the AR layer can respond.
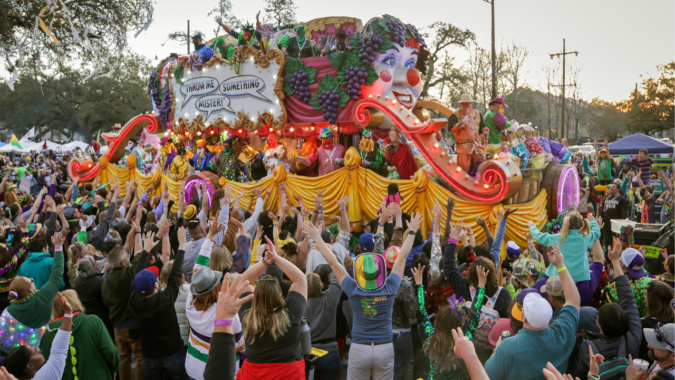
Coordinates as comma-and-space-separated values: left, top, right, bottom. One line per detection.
129, 248, 185, 359
39, 312, 120, 380
17, 252, 65, 290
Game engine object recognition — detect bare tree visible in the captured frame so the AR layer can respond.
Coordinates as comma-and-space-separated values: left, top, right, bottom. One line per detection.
502, 42, 529, 120
427, 50, 466, 103
208, 0, 241, 36
420, 22, 475, 98
464, 42, 491, 110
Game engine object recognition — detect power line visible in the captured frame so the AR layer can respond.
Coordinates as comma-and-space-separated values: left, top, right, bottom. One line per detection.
550, 38, 578, 141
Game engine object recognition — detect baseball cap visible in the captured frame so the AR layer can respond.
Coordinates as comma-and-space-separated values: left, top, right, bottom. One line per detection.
506, 241, 521, 258
111, 218, 126, 231
523, 293, 553, 329
643, 323, 675, 353
621, 248, 646, 278
541, 276, 564, 297
134, 269, 157, 294
511, 288, 538, 321
359, 233, 375, 252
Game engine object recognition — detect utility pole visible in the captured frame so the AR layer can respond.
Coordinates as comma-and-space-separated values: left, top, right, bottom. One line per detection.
187, 20, 190, 55
550, 39, 578, 141
483, 0, 497, 99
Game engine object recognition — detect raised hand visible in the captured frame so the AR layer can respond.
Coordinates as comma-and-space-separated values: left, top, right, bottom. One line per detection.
406, 212, 423, 232
215, 273, 253, 322
504, 208, 519, 220
51, 231, 65, 247
208, 221, 223, 240
547, 242, 565, 269
608, 237, 623, 264
476, 216, 487, 228
412, 263, 425, 285
337, 195, 349, 209
594, 215, 604, 229
445, 198, 456, 214
476, 265, 489, 288
255, 225, 263, 241
157, 220, 172, 237
450, 220, 465, 240
302, 221, 322, 242
588, 345, 604, 377
143, 231, 159, 252
625, 355, 647, 380
177, 226, 186, 248
452, 328, 477, 362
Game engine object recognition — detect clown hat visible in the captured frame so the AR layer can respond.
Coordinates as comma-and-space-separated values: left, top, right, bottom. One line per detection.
318, 127, 334, 139
383, 246, 400, 269
362, 129, 373, 137
27, 223, 42, 240
353, 253, 387, 291
512, 258, 543, 288
160, 137, 171, 145
594, 185, 608, 192
17, 193, 30, 207
143, 143, 153, 151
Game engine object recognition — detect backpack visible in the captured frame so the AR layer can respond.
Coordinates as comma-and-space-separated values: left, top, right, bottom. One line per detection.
465, 286, 501, 350
585, 337, 629, 380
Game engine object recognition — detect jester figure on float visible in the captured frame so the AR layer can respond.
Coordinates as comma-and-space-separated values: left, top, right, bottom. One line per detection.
359, 15, 429, 180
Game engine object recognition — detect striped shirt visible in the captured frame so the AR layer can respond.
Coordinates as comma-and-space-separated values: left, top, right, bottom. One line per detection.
185, 238, 245, 380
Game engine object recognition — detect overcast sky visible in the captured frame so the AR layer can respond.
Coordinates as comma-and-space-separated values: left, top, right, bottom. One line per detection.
130, 0, 674, 103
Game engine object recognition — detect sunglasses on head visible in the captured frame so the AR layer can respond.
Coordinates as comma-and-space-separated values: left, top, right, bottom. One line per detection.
654, 323, 675, 349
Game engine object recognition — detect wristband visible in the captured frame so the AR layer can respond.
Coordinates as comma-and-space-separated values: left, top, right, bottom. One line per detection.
378, 222, 385, 226
54, 246, 63, 251
448, 238, 459, 245
214, 320, 233, 326
557, 266, 567, 273
408, 230, 417, 235
63, 313, 74, 318
163, 234, 169, 237
340, 207, 346, 210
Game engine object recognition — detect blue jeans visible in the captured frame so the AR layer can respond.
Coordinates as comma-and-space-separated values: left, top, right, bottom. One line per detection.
393, 331, 412, 380
142, 349, 186, 380
313, 349, 341, 380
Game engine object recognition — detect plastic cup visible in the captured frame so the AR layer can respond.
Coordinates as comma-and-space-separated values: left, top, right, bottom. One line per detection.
632, 359, 649, 371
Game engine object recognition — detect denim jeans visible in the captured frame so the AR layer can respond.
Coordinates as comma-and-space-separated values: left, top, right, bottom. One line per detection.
142, 349, 186, 380
313, 349, 341, 380
392, 331, 412, 380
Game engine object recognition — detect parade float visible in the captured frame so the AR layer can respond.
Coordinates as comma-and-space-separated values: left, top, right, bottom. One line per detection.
68, 14, 579, 248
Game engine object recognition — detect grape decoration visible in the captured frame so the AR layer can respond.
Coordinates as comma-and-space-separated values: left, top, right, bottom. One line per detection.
385, 18, 407, 47
358, 35, 383, 66
344, 66, 368, 100
288, 70, 312, 103
159, 85, 173, 127
147, 71, 158, 98
318, 89, 340, 124
406, 24, 427, 49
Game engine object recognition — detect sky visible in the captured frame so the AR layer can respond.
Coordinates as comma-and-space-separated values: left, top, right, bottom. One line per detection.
129, 0, 673, 102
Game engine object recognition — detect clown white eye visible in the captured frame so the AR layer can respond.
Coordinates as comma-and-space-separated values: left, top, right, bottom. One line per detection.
405, 59, 416, 68
382, 57, 395, 66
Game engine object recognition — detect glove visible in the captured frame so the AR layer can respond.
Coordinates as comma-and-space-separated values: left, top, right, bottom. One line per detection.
215, 17, 222, 25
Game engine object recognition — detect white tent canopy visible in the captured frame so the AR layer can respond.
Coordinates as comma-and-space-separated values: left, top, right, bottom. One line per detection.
61, 141, 90, 151
21, 141, 65, 151
0, 144, 32, 153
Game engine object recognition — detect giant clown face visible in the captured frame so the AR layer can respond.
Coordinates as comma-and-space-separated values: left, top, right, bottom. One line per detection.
362, 37, 423, 112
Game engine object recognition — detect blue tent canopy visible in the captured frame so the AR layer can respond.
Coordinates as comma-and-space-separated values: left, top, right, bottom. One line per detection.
607, 133, 674, 155
0, 142, 6, 148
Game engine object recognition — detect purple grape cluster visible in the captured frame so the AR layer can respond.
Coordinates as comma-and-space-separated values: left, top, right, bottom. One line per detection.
385, 18, 406, 47
159, 85, 172, 127
550, 225, 561, 234
344, 66, 368, 100
288, 70, 311, 102
147, 71, 158, 96
318, 89, 340, 124
358, 35, 383, 66
406, 23, 427, 49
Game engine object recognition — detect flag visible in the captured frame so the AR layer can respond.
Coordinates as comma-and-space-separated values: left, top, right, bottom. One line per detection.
10, 132, 22, 149
20, 127, 36, 141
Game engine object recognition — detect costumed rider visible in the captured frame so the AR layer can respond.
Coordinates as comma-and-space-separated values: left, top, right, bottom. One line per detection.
124, 138, 145, 171
192, 34, 214, 62
191, 140, 213, 172
448, 93, 486, 174
484, 97, 512, 147
328, 29, 350, 54
169, 142, 190, 181
211, 134, 245, 181
297, 127, 345, 176
215, 11, 262, 55
384, 128, 417, 181
263, 134, 289, 177
158, 137, 177, 174
278, 25, 317, 59
358, 129, 387, 177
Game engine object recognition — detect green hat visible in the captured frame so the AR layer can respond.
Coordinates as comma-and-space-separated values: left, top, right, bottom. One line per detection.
318, 127, 334, 139
28, 224, 42, 240
353, 253, 387, 291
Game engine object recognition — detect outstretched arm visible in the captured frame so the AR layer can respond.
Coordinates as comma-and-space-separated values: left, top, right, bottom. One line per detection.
303, 221, 349, 284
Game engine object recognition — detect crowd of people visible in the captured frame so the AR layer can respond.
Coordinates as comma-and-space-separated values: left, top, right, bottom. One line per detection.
0, 141, 670, 380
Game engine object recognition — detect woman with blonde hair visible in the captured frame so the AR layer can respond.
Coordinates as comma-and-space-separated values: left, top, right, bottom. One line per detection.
209, 245, 233, 273
304, 266, 342, 380
66, 242, 89, 287
236, 235, 308, 380
185, 223, 245, 380
528, 211, 601, 283
38, 290, 120, 380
